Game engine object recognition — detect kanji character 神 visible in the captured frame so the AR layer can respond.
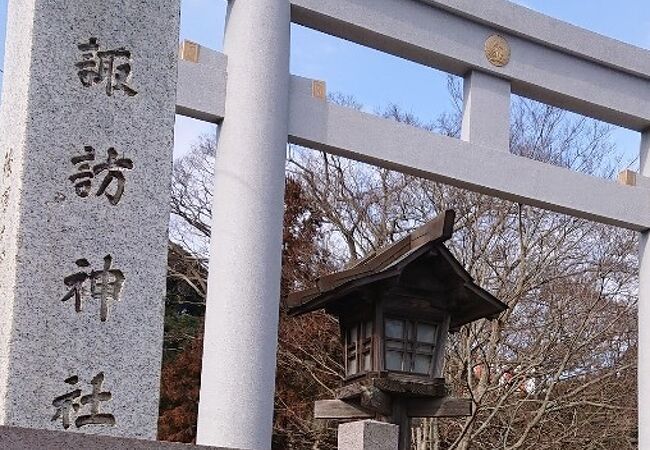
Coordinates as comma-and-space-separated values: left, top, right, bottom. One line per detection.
60, 255, 124, 322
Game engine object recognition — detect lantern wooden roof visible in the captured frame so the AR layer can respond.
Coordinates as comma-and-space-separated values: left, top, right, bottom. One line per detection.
286, 210, 507, 330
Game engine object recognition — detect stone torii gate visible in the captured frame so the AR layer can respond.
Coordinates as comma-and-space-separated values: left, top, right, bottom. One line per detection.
0, 0, 648, 449
182, 1, 650, 449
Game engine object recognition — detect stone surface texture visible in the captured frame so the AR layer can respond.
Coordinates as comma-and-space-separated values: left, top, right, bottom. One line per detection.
196, 0, 290, 449
176, 45, 227, 123
0, 0, 179, 439
288, 83, 650, 231
639, 131, 650, 447
291, 0, 650, 130
461, 70, 511, 151
176, 64, 650, 232
337, 420, 399, 450
0, 425, 238, 450
421, 0, 650, 78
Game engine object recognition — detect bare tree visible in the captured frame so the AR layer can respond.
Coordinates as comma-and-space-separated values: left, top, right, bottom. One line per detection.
287, 81, 637, 449
166, 78, 637, 448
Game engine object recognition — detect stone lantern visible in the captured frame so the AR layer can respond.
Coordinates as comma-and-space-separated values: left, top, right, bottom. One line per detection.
286, 210, 507, 449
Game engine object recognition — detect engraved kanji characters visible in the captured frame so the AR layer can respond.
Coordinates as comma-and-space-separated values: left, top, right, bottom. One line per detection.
69, 146, 95, 198
76, 38, 138, 96
76, 373, 116, 427
93, 148, 134, 205
52, 373, 115, 429
59, 38, 138, 432
60, 258, 92, 315
69, 146, 134, 205
61, 255, 124, 322
56, 34, 142, 434
51, 376, 82, 430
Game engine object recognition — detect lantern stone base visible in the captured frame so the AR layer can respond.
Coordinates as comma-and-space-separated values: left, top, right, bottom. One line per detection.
338, 420, 399, 450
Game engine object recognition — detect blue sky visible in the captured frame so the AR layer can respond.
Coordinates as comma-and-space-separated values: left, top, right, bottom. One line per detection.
1, 0, 649, 161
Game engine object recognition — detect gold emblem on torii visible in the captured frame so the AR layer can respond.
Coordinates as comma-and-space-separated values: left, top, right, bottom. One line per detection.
485, 34, 511, 67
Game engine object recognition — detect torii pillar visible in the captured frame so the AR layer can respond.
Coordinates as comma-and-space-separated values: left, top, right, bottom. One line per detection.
640, 130, 650, 447
196, 1, 290, 449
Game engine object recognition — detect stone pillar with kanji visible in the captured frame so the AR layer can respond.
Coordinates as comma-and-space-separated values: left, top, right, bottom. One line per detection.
0, 0, 180, 439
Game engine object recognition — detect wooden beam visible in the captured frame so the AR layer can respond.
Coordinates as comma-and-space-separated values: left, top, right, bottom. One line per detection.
336, 384, 393, 417
391, 399, 411, 450
360, 387, 392, 417
373, 376, 447, 398
407, 397, 472, 418
314, 400, 373, 420
315, 397, 472, 420
336, 376, 447, 400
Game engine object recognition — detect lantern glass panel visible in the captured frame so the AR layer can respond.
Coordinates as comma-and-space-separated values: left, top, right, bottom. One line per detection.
414, 355, 433, 374
385, 319, 404, 339
417, 344, 434, 353
384, 318, 439, 375
386, 350, 401, 371
417, 323, 436, 343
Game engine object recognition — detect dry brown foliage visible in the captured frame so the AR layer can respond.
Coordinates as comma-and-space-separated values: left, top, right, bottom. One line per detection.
158, 335, 203, 442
